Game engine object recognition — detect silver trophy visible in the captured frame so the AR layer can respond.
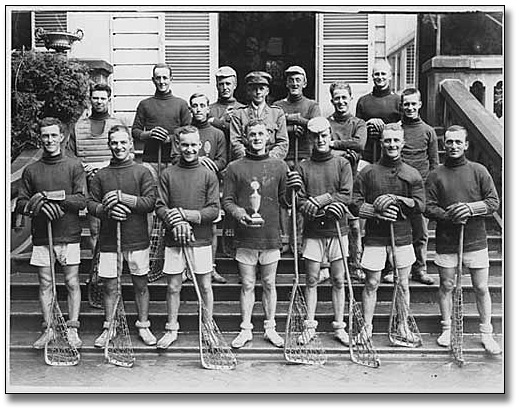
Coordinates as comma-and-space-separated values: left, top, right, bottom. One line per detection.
249, 179, 264, 226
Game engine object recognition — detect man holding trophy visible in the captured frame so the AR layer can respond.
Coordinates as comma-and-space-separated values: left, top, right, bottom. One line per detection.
222, 119, 290, 349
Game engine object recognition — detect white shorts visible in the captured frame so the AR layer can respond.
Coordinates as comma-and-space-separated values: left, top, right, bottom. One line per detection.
235, 248, 281, 266
30, 243, 81, 267
302, 236, 349, 263
434, 248, 489, 269
361, 244, 415, 271
163, 245, 213, 275
98, 248, 150, 278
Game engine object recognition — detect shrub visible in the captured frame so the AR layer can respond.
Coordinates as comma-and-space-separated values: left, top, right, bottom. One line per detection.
11, 50, 90, 159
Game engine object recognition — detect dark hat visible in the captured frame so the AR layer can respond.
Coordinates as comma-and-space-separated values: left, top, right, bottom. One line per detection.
285, 65, 307, 80
215, 66, 237, 78
245, 71, 272, 86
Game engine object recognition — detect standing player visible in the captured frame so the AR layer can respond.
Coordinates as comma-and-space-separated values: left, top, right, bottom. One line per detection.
88, 125, 158, 347
16, 117, 86, 349
296, 117, 353, 346
400, 88, 439, 285
155, 126, 220, 349
425, 125, 501, 354
223, 119, 288, 349
351, 123, 425, 342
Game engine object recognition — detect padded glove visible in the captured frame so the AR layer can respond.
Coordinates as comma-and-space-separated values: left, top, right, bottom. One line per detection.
325, 202, 349, 221
165, 208, 184, 228
108, 203, 131, 221
25, 192, 46, 217
301, 199, 320, 220
446, 203, 471, 224
41, 202, 65, 221
373, 194, 398, 213
286, 171, 303, 192
377, 203, 399, 222
102, 190, 120, 210
172, 221, 195, 245
150, 126, 169, 142
199, 156, 219, 173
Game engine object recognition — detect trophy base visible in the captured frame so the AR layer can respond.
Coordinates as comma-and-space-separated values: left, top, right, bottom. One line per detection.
249, 214, 265, 226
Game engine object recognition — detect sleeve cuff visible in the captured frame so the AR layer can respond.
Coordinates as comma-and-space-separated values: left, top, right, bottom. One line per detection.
359, 203, 377, 219
314, 193, 334, 208
183, 209, 202, 224
467, 201, 488, 216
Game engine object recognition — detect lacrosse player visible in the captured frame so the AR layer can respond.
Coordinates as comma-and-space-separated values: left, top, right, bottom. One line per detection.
351, 122, 425, 342
15, 117, 86, 349
222, 119, 289, 349
291, 116, 353, 345
87, 125, 158, 347
425, 125, 501, 354
155, 125, 220, 349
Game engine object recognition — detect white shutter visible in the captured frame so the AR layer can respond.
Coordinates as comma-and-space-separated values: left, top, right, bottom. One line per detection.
33, 11, 67, 49
406, 41, 415, 86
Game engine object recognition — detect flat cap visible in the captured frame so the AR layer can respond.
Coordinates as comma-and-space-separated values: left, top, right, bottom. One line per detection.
307, 117, 330, 134
245, 71, 272, 86
285, 65, 307, 79
215, 66, 237, 78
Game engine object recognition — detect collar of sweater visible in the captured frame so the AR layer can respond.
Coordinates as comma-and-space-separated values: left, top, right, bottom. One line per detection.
372, 86, 391, 98
154, 90, 174, 100
332, 112, 353, 123
193, 119, 210, 129
179, 157, 200, 169
401, 116, 422, 125
379, 154, 403, 168
109, 157, 134, 168
444, 154, 468, 168
245, 151, 269, 161
217, 97, 237, 105
41, 151, 63, 164
310, 149, 333, 162
287, 94, 303, 103
89, 111, 110, 121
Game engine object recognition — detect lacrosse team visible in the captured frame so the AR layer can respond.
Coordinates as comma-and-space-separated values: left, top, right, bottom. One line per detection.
16, 58, 502, 363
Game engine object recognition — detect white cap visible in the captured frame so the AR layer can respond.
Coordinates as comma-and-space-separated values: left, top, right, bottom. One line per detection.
307, 117, 330, 133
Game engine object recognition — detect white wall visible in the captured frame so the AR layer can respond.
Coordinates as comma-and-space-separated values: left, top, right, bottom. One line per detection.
68, 12, 112, 62
385, 14, 416, 53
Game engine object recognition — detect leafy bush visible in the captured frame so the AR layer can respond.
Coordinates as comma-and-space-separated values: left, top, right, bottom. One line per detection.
11, 50, 90, 159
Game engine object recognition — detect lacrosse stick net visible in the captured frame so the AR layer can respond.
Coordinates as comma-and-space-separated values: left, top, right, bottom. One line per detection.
148, 144, 166, 282
451, 224, 465, 366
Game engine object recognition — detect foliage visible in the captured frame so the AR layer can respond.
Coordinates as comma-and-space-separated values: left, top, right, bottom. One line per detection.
11, 50, 90, 160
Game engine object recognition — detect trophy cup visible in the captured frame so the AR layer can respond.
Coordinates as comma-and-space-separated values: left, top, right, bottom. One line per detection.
249, 179, 265, 226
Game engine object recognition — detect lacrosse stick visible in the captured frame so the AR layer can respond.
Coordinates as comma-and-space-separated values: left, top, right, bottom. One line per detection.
148, 144, 166, 282
284, 189, 327, 365
87, 240, 104, 309
388, 222, 422, 348
335, 220, 380, 368
451, 223, 465, 366
44, 220, 80, 366
182, 246, 237, 370
105, 221, 135, 367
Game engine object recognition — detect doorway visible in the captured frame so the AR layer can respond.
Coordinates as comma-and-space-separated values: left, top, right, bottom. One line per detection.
218, 12, 316, 105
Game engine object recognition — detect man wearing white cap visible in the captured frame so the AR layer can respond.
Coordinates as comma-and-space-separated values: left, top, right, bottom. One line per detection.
229, 71, 288, 161
209, 66, 244, 161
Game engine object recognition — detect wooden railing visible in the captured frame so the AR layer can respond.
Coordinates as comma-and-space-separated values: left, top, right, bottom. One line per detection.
439, 79, 503, 208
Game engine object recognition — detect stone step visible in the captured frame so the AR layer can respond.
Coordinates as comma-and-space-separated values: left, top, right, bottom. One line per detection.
10, 331, 503, 359
10, 300, 502, 334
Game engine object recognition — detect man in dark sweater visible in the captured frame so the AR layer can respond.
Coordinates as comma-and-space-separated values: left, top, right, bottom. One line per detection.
16, 117, 86, 349
295, 117, 353, 346
208, 66, 244, 161
223, 119, 289, 349
88, 125, 158, 347
351, 123, 425, 344
400, 88, 439, 285
425, 125, 501, 355
327, 81, 367, 283
356, 59, 401, 164
155, 126, 220, 349
131, 63, 191, 179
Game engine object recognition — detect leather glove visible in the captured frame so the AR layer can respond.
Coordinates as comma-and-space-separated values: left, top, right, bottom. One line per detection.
325, 202, 349, 221
108, 203, 131, 221
150, 126, 170, 142
373, 194, 398, 213
286, 171, 303, 192
25, 192, 46, 217
172, 221, 195, 245
446, 203, 471, 224
41, 202, 65, 221
366, 118, 385, 134
344, 150, 359, 168
199, 156, 219, 173
165, 208, 184, 228
239, 214, 264, 228
293, 125, 305, 138
301, 199, 320, 220
102, 190, 120, 210
377, 203, 399, 222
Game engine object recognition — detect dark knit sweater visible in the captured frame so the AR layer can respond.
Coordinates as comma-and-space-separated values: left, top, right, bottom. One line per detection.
351, 156, 425, 246
131, 91, 191, 163
273, 95, 321, 161
296, 151, 352, 238
222, 152, 288, 250
16, 152, 86, 246
425, 155, 499, 253
401, 116, 439, 181
87, 158, 157, 252
209, 98, 245, 133
156, 158, 220, 247
355, 87, 402, 163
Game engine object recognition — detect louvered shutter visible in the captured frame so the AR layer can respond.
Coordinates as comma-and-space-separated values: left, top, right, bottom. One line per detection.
406, 41, 415, 86
33, 11, 67, 48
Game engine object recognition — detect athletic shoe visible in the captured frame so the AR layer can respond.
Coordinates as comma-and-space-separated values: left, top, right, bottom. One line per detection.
437, 329, 451, 347
411, 270, 435, 285
94, 329, 112, 348
211, 269, 227, 284
392, 328, 421, 347
67, 327, 83, 349
33, 328, 54, 349
264, 328, 284, 348
231, 329, 253, 349
481, 334, 502, 355
156, 330, 178, 349
138, 327, 157, 346
381, 273, 394, 284
297, 327, 316, 345
334, 328, 350, 346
